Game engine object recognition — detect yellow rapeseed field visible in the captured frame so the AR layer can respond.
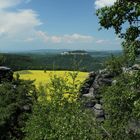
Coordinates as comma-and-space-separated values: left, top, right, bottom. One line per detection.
15, 70, 88, 101
15, 70, 88, 87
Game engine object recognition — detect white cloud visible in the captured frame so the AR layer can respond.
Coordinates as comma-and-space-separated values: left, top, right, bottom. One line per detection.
36, 31, 49, 42
0, 0, 21, 10
95, 0, 116, 9
36, 31, 94, 44
95, 38, 122, 46
63, 34, 94, 43
0, 0, 42, 41
0, 10, 42, 39
0, 0, 32, 10
96, 39, 110, 44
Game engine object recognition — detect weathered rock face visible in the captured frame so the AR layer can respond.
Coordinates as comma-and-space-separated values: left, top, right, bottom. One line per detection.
80, 72, 97, 95
0, 66, 13, 83
80, 69, 114, 122
122, 64, 140, 73
80, 64, 140, 122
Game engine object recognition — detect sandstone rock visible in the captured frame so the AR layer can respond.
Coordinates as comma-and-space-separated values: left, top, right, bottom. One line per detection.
86, 78, 96, 86
100, 78, 112, 86
89, 71, 96, 78
0, 66, 13, 82
82, 92, 95, 99
94, 103, 102, 110
112, 80, 117, 85
132, 64, 140, 70
85, 101, 96, 108
80, 87, 89, 94
80, 64, 140, 124
122, 67, 132, 73
93, 108, 104, 117
22, 105, 31, 112
89, 87, 94, 93
99, 69, 107, 74
102, 73, 114, 78
93, 81, 100, 89
96, 116, 105, 122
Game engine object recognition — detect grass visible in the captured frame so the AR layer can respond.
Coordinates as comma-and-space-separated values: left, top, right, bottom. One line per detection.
15, 70, 88, 87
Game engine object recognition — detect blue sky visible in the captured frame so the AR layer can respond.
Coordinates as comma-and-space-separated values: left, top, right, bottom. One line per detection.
0, 0, 121, 52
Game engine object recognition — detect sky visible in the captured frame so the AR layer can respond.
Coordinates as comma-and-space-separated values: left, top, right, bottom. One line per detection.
0, 0, 122, 52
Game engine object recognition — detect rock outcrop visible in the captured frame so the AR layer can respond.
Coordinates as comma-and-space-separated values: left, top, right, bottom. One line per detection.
80, 69, 115, 122
80, 64, 140, 122
0, 66, 13, 83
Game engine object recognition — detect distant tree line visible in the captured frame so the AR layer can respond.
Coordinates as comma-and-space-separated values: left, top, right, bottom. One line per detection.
1, 53, 105, 72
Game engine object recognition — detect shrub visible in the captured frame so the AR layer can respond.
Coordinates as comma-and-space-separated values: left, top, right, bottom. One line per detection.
0, 77, 37, 140
101, 71, 140, 139
104, 55, 127, 75
24, 73, 101, 140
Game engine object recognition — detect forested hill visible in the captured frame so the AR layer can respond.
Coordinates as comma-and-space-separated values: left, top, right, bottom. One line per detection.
0, 51, 121, 72
1, 53, 104, 71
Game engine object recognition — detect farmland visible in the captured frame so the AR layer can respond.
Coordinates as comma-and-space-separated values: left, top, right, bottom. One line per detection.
15, 70, 88, 87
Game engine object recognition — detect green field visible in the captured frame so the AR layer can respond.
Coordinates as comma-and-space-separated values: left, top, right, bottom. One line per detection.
15, 70, 88, 87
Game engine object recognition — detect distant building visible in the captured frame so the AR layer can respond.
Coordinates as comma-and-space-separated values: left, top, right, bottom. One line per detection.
61, 50, 88, 55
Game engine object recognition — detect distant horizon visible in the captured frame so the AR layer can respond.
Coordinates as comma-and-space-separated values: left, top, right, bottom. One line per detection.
0, 48, 122, 53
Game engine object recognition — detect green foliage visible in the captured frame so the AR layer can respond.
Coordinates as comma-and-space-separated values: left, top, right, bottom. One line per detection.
0, 54, 5, 65
104, 55, 126, 75
101, 71, 140, 139
122, 40, 139, 64
0, 77, 37, 140
97, 2, 140, 138
24, 73, 100, 140
96, 0, 140, 63
1, 53, 105, 71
